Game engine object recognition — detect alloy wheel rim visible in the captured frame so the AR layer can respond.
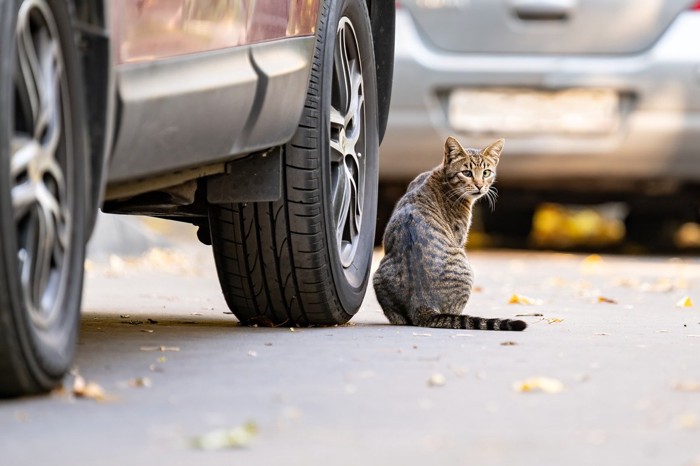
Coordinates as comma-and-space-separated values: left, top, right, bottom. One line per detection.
330, 16, 366, 269
12, 0, 73, 328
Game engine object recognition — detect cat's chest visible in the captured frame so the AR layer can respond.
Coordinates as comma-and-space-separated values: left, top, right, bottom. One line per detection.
451, 222, 469, 246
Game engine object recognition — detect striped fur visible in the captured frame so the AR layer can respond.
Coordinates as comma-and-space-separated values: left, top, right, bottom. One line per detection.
373, 137, 526, 332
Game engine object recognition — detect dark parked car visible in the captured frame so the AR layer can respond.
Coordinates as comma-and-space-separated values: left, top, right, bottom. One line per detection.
0, 0, 394, 396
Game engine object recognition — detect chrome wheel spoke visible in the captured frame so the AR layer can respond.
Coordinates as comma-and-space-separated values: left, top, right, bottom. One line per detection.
10, 136, 38, 180
11, 0, 72, 322
329, 107, 345, 163
16, 6, 42, 132
333, 24, 351, 115
334, 165, 352, 248
345, 61, 364, 148
330, 17, 366, 268
31, 200, 55, 308
11, 180, 38, 221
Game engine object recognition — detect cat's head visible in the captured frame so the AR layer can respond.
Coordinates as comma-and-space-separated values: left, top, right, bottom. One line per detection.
442, 136, 504, 204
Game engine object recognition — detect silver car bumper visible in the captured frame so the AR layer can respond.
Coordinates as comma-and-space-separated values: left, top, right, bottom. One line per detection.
381, 9, 700, 189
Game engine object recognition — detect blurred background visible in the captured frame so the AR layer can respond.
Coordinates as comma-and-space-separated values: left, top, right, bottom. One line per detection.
376, 0, 700, 253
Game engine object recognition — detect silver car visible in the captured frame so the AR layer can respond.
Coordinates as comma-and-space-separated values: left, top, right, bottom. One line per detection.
380, 0, 700, 237
0, 0, 394, 397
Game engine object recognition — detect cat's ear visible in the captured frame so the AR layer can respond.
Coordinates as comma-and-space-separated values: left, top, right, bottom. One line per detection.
482, 139, 504, 162
444, 136, 465, 165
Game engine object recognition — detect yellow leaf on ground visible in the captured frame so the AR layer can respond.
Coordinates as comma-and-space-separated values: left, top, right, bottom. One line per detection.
676, 296, 694, 308
582, 254, 603, 264
191, 422, 258, 450
674, 381, 700, 392
72, 375, 112, 402
580, 254, 605, 275
597, 296, 618, 304
677, 413, 699, 430
513, 377, 564, 394
547, 318, 564, 324
428, 373, 446, 387
128, 377, 152, 388
508, 294, 542, 305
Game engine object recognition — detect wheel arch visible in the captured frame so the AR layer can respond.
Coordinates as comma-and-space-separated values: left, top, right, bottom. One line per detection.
366, 0, 394, 145
68, 0, 113, 233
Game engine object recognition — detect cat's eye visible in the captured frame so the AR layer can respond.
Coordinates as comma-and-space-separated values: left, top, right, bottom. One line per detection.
463, 170, 473, 178
483, 169, 492, 177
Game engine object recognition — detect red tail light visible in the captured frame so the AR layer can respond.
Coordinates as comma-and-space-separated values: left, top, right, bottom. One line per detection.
692, 1, 700, 10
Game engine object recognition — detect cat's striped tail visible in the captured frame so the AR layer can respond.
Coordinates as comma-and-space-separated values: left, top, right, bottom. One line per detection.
414, 313, 527, 331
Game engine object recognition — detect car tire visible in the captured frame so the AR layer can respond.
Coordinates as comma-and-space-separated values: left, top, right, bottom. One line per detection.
0, 0, 88, 397
208, 0, 379, 326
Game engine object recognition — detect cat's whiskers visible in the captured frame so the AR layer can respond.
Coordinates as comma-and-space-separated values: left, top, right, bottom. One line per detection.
457, 189, 472, 204
443, 184, 468, 204
484, 187, 498, 211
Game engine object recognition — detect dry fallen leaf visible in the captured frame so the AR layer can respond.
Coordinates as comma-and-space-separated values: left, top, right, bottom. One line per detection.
513, 377, 564, 394
428, 373, 446, 387
128, 377, 152, 388
72, 375, 111, 402
674, 381, 700, 392
500, 341, 517, 346
191, 422, 258, 450
108, 254, 126, 275
616, 277, 682, 293
580, 254, 605, 274
139, 346, 180, 352
508, 294, 542, 305
547, 318, 564, 324
676, 296, 693, 308
677, 413, 699, 430
597, 296, 617, 304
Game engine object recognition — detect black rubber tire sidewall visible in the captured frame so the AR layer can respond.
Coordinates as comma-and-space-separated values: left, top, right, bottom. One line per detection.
0, 0, 88, 396
207, 0, 379, 326
297, 0, 379, 319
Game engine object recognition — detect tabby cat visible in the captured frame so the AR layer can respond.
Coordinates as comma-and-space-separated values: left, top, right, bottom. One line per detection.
373, 137, 526, 331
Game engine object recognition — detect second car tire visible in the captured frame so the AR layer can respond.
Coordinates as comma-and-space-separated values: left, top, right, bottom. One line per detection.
208, 0, 379, 326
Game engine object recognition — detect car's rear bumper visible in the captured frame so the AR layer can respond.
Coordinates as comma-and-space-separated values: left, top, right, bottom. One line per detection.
381, 9, 700, 190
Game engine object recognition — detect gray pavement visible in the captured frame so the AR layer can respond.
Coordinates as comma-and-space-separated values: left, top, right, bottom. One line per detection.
1, 220, 700, 466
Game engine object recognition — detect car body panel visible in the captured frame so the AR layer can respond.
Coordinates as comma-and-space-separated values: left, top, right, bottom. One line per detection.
107, 36, 314, 184
110, 0, 318, 64
105, 0, 318, 185
380, 6, 700, 191
402, 0, 691, 55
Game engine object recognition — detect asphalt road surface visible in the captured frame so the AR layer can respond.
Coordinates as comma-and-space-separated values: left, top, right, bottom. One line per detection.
2, 222, 700, 466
